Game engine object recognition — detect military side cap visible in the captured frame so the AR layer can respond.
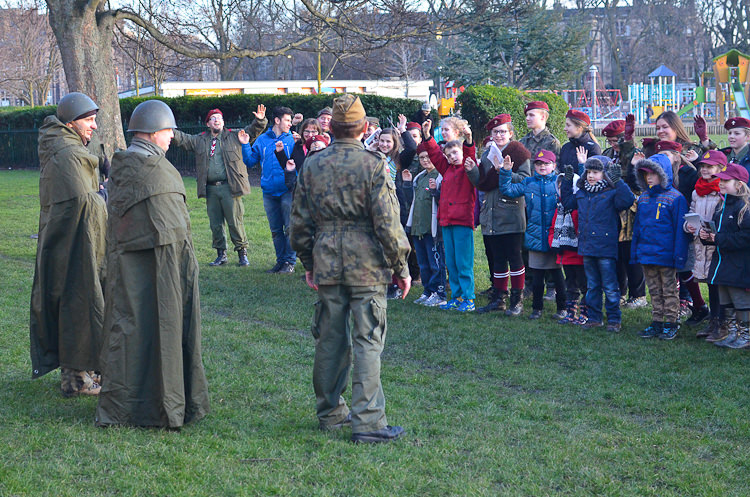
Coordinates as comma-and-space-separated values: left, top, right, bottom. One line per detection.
317, 107, 333, 117
696, 150, 727, 168
524, 101, 549, 114
367, 117, 380, 126
714, 163, 749, 183
533, 149, 556, 164
485, 114, 512, 131
406, 122, 421, 131
725, 117, 750, 130
331, 94, 366, 123
566, 109, 591, 125
602, 120, 625, 137
206, 108, 223, 123
655, 140, 682, 153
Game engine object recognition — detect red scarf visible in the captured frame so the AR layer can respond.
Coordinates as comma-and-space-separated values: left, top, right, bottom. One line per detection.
694, 177, 720, 197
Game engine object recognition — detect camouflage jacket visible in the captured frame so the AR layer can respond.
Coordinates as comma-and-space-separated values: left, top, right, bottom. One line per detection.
519, 127, 561, 158
290, 137, 410, 286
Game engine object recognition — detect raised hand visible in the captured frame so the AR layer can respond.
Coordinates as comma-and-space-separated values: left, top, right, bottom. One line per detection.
292, 113, 303, 125
285, 159, 296, 172
606, 163, 622, 183
397, 114, 407, 132
576, 146, 588, 165
253, 104, 267, 121
401, 169, 412, 182
275, 141, 284, 153
684, 149, 699, 162
624, 113, 635, 141
632, 150, 646, 163
464, 156, 477, 171
237, 129, 250, 145
422, 119, 432, 137
564, 164, 575, 182
694, 115, 708, 142
428, 177, 437, 190
501, 154, 513, 171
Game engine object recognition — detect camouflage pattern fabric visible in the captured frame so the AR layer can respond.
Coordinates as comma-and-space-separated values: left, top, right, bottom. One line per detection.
519, 128, 562, 158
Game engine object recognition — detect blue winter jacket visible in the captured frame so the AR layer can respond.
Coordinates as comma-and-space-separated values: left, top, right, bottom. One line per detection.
242, 128, 296, 196
499, 168, 558, 252
560, 157, 635, 259
630, 154, 689, 268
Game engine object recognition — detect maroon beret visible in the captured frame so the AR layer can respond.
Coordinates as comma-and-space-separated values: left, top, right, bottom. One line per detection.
406, 122, 422, 131
724, 117, 750, 130
485, 114, 512, 131
416, 143, 429, 155
532, 149, 556, 164
205, 108, 223, 123
696, 150, 728, 168
715, 163, 749, 183
655, 140, 682, 153
524, 101, 549, 114
305, 134, 329, 149
642, 137, 657, 148
602, 120, 625, 137
566, 109, 591, 125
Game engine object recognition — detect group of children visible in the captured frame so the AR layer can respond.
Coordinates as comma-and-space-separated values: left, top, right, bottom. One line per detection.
380, 101, 750, 345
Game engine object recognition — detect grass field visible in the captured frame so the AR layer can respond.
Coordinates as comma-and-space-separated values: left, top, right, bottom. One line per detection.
1, 169, 749, 497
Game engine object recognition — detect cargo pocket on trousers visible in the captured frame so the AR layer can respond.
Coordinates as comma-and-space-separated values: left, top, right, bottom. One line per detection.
368, 298, 387, 344
311, 300, 323, 341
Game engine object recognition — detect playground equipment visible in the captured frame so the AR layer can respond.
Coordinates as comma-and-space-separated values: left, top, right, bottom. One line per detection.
712, 49, 750, 121
628, 65, 683, 123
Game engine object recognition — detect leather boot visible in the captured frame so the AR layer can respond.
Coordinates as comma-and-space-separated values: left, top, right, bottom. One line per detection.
209, 249, 228, 266
696, 317, 718, 339
476, 291, 506, 314
706, 317, 731, 343
712, 318, 737, 346
238, 248, 249, 266
505, 289, 523, 316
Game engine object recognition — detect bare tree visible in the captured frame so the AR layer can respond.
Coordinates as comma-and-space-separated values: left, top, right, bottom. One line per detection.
0, 0, 61, 106
698, 0, 750, 55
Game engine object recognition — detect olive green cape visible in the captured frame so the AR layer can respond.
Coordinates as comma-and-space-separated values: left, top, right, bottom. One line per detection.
30, 116, 107, 378
95, 147, 209, 428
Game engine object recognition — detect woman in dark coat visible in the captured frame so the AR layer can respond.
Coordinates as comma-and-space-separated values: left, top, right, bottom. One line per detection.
558, 110, 601, 175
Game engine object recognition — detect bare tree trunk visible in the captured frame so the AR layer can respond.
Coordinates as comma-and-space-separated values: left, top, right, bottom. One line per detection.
45, 0, 125, 156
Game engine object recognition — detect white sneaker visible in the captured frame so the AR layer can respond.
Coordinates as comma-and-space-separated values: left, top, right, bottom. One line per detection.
423, 292, 447, 307
414, 293, 430, 304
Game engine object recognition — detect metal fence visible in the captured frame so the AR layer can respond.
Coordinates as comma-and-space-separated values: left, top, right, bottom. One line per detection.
0, 124, 254, 175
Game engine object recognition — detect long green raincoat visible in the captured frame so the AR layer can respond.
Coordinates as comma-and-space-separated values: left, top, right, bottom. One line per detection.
30, 116, 107, 379
95, 141, 209, 428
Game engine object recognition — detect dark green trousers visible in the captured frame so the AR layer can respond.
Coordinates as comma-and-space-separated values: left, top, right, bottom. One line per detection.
313, 284, 389, 433
206, 183, 248, 251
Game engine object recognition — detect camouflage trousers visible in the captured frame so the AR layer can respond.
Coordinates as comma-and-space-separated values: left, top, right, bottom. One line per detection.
643, 265, 678, 322
312, 284, 389, 434
60, 368, 101, 397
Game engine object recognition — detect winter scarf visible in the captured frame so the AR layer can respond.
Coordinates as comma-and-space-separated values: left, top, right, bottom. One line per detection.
694, 177, 721, 197
551, 202, 578, 250
385, 156, 397, 182
583, 179, 608, 193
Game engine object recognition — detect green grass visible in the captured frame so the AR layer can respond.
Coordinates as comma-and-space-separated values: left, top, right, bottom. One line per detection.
1, 169, 749, 496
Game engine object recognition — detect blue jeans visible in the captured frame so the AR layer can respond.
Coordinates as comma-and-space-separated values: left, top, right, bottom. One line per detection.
263, 191, 296, 264
583, 256, 620, 323
413, 234, 446, 298
442, 225, 475, 300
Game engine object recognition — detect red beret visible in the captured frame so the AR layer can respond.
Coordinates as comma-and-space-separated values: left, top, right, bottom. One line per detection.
715, 163, 749, 183
566, 109, 591, 125
406, 122, 422, 131
532, 149, 556, 164
485, 114, 512, 131
205, 108, 223, 123
524, 101, 549, 114
602, 120, 625, 137
655, 140, 682, 153
305, 134, 330, 149
696, 150, 728, 168
641, 137, 658, 148
725, 117, 750, 130
416, 143, 429, 155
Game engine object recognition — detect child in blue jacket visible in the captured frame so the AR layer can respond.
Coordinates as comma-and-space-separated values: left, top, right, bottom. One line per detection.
499, 149, 567, 320
560, 155, 635, 332
631, 153, 689, 340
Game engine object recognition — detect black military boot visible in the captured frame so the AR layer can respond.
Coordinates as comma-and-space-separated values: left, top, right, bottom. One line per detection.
505, 289, 523, 316
209, 249, 228, 266
476, 291, 506, 314
238, 248, 249, 267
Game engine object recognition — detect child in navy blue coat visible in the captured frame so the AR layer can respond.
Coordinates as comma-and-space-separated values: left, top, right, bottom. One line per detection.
499, 149, 567, 320
631, 153, 689, 340
560, 155, 635, 332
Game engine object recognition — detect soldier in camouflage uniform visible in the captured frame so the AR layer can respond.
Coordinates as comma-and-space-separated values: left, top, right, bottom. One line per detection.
290, 94, 411, 444
519, 101, 561, 158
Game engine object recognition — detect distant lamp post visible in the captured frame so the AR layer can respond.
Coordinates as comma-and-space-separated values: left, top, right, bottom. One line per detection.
287, 54, 293, 80
589, 65, 599, 124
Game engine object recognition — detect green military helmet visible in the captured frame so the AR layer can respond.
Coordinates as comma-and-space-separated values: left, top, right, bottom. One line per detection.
56, 92, 99, 124
127, 100, 178, 133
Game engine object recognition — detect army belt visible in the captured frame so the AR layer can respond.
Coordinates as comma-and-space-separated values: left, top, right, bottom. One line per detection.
318, 220, 373, 232
207, 181, 225, 186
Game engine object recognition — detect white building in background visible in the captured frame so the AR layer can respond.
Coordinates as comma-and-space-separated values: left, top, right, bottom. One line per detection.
118, 79, 434, 102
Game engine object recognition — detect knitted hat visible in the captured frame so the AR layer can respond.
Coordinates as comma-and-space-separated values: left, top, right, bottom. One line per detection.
533, 149, 556, 164
584, 155, 611, 171
205, 108, 223, 124
714, 163, 749, 183
724, 117, 750, 130
655, 140, 682, 153
421, 102, 431, 111
524, 101, 549, 114
696, 150, 728, 168
566, 109, 590, 125
485, 114, 512, 131
602, 120, 625, 137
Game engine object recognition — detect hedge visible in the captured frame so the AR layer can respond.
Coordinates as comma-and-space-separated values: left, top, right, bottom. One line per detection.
456, 85, 567, 145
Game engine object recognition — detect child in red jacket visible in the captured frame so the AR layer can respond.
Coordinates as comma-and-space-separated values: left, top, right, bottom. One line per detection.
423, 119, 479, 312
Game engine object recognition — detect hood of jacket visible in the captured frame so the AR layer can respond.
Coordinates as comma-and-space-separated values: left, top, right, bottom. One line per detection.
635, 154, 673, 192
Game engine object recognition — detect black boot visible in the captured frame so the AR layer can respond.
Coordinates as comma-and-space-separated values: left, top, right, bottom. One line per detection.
238, 248, 249, 267
505, 289, 523, 316
209, 249, 228, 266
476, 291, 506, 314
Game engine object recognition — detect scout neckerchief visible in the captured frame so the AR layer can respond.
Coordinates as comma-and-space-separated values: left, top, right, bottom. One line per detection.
210, 137, 217, 157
